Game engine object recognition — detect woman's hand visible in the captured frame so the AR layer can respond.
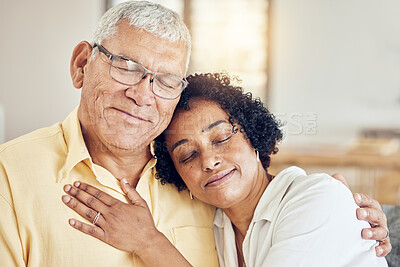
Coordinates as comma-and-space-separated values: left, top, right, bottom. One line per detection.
61, 180, 192, 266
61, 179, 158, 256
331, 173, 391, 257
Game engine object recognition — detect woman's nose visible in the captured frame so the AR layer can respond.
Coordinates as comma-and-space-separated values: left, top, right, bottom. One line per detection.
201, 151, 222, 172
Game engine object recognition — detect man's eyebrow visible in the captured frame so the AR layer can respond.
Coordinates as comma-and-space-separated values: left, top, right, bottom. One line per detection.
170, 139, 188, 154
119, 54, 139, 64
114, 51, 142, 66
202, 120, 229, 133
121, 56, 179, 77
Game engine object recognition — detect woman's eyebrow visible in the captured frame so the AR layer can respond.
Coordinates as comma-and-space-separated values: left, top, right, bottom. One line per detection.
170, 120, 228, 154
202, 120, 228, 133
170, 139, 188, 154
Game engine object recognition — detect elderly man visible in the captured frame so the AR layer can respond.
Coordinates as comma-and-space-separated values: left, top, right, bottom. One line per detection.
0, 1, 390, 267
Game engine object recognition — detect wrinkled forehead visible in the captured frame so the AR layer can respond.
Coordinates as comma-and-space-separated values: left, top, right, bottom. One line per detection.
104, 20, 188, 77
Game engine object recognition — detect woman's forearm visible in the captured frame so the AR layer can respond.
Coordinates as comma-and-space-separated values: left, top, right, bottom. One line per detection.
135, 230, 192, 267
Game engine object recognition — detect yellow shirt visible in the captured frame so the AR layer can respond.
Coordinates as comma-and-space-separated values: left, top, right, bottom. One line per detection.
0, 108, 218, 267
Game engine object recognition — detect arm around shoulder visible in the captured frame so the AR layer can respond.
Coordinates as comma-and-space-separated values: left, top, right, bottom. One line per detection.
264, 174, 387, 266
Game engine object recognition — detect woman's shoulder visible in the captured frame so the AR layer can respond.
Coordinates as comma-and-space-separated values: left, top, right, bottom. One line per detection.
271, 166, 358, 229
256, 166, 353, 228
274, 166, 351, 202
269, 166, 373, 246
264, 167, 386, 266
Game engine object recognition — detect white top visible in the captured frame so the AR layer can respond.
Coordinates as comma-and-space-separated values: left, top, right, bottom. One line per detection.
213, 166, 387, 267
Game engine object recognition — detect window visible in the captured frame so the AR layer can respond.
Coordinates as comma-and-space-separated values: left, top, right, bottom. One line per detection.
107, 0, 270, 99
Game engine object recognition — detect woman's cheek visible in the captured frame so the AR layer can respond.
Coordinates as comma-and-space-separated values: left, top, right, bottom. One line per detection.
177, 164, 194, 183
183, 165, 202, 187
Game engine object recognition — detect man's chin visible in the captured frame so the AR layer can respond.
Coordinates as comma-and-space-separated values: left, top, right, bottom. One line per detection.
102, 133, 153, 151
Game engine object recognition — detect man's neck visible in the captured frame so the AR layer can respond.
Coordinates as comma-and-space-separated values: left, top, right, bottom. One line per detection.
89, 144, 152, 187
82, 130, 152, 187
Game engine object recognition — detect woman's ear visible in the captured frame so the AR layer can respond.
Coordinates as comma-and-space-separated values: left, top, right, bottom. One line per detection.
70, 41, 92, 89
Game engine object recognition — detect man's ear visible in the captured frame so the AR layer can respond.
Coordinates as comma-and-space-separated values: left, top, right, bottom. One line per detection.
70, 41, 92, 89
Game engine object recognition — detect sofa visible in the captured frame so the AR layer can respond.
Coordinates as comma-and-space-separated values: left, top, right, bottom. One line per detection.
382, 205, 400, 266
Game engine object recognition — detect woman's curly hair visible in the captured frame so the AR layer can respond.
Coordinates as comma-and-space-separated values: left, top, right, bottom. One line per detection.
154, 73, 283, 191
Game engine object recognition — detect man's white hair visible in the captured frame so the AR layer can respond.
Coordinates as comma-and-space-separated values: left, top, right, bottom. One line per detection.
91, 1, 191, 72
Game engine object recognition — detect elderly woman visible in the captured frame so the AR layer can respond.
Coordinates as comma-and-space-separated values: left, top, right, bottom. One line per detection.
62, 73, 389, 266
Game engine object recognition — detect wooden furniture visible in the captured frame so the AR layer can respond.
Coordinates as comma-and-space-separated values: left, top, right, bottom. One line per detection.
270, 143, 400, 205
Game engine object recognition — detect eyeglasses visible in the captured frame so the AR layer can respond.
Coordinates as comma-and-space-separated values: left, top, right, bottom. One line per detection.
93, 44, 188, 100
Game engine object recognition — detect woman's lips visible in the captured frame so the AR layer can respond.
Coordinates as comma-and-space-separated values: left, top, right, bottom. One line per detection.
205, 169, 236, 187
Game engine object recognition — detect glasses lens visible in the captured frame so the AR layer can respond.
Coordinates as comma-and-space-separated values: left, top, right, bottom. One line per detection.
153, 74, 184, 99
110, 58, 144, 85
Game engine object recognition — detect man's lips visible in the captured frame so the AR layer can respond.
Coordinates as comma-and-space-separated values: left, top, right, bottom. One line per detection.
112, 107, 149, 122
205, 169, 236, 187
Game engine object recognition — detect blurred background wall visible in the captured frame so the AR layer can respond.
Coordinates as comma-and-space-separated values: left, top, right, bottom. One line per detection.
270, 0, 400, 146
0, 0, 103, 142
1, 0, 400, 203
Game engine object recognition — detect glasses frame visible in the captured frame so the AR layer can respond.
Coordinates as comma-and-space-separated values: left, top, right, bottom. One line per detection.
93, 43, 188, 100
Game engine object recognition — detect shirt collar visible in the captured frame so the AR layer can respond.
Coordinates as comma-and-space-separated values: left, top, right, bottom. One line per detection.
251, 166, 306, 222
140, 152, 157, 176
213, 166, 306, 228
59, 107, 92, 182
213, 208, 227, 229
58, 107, 158, 183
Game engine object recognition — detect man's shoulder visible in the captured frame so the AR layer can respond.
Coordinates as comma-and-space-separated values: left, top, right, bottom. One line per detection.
0, 123, 64, 155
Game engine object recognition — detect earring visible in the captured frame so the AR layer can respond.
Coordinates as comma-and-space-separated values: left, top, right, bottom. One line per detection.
256, 150, 260, 162
189, 191, 194, 200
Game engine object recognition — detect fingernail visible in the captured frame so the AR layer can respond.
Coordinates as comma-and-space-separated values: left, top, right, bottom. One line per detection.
64, 185, 71, 192
365, 229, 373, 238
121, 178, 129, 184
74, 181, 80, 187
377, 247, 383, 256
62, 195, 71, 203
69, 219, 75, 226
355, 193, 362, 202
359, 209, 368, 219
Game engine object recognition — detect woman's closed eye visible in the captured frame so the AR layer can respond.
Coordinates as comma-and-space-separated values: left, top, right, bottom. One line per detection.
213, 135, 232, 145
180, 151, 197, 164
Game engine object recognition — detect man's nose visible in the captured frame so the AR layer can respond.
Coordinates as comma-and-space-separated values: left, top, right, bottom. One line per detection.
125, 74, 155, 106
